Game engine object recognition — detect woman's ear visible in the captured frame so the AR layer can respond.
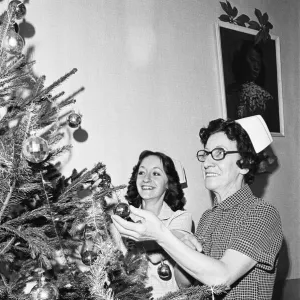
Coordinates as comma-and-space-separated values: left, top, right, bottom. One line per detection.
237, 159, 249, 175
240, 167, 249, 175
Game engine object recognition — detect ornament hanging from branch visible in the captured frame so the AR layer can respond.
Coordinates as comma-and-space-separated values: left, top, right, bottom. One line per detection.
22, 135, 50, 163
67, 111, 82, 128
113, 202, 130, 219
157, 261, 172, 281
8, 0, 27, 20
218, 0, 273, 44
3, 28, 25, 54
30, 282, 59, 300
80, 225, 99, 266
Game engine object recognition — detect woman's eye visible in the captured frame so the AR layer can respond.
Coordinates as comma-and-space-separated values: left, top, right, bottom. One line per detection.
214, 149, 224, 158
153, 172, 161, 176
138, 171, 144, 176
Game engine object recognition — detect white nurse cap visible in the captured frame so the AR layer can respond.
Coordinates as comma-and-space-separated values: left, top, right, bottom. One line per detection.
235, 115, 273, 153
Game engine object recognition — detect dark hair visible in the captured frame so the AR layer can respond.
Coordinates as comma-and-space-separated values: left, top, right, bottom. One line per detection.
232, 40, 265, 86
125, 150, 185, 211
199, 118, 268, 185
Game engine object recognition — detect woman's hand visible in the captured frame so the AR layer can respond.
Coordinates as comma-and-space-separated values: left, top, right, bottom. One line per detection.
111, 205, 165, 242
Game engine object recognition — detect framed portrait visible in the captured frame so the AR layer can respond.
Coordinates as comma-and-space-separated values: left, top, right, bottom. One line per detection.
216, 21, 284, 136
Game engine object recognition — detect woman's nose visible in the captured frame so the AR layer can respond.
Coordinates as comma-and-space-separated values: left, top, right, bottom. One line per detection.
203, 154, 214, 168
143, 174, 151, 182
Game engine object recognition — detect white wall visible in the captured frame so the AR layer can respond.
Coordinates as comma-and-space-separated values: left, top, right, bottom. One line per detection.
1, 0, 299, 280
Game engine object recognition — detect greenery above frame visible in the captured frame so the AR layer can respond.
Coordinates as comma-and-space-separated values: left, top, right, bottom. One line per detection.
218, 0, 273, 44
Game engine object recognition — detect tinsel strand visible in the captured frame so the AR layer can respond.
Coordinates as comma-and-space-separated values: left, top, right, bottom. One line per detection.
0, 179, 16, 223
0, 7, 14, 69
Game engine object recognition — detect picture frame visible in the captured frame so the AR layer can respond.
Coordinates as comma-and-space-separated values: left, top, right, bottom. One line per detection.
215, 21, 284, 136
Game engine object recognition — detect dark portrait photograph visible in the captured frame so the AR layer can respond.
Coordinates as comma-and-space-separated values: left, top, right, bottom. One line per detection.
216, 21, 284, 136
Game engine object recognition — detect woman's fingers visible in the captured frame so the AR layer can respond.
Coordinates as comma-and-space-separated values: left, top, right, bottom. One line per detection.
129, 205, 156, 218
111, 215, 143, 240
112, 208, 163, 242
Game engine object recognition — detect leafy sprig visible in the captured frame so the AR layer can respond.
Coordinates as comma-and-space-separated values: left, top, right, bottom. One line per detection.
219, 0, 273, 44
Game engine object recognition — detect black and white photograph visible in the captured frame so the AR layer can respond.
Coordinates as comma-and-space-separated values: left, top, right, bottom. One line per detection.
0, 1, 299, 300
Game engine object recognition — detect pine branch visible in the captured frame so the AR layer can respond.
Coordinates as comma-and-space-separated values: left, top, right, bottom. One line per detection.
0, 11, 11, 64
32, 75, 45, 97
0, 236, 15, 254
0, 180, 16, 223
21, 68, 78, 108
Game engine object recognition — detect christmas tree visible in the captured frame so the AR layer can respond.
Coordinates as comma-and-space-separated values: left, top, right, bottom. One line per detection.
0, 1, 152, 299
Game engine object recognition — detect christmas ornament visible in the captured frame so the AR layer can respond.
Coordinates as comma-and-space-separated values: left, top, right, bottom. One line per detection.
99, 173, 111, 188
81, 250, 98, 265
30, 283, 59, 300
80, 227, 98, 265
8, 0, 27, 20
22, 136, 49, 163
3, 29, 24, 54
67, 112, 82, 128
113, 202, 130, 219
157, 261, 172, 280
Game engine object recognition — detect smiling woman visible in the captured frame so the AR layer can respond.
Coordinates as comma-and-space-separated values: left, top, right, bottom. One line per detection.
112, 116, 283, 300
124, 150, 193, 299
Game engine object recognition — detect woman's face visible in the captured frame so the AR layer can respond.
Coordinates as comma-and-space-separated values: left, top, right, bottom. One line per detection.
202, 132, 247, 200
246, 48, 262, 80
136, 155, 168, 202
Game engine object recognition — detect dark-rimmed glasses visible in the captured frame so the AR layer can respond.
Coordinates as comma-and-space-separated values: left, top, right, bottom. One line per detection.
196, 148, 239, 162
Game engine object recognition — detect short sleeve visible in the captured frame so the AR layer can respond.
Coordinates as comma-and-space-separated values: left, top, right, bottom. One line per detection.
165, 210, 192, 234
229, 202, 283, 271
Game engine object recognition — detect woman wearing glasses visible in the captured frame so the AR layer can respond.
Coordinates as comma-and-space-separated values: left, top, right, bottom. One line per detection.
112, 115, 283, 299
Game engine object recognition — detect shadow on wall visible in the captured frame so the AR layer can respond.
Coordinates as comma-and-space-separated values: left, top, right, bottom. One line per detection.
73, 126, 88, 143
272, 238, 291, 300
19, 18, 35, 39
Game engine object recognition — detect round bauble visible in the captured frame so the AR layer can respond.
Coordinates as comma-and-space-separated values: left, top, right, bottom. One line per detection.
8, 0, 26, 20
113, 203, 130, 219
30, 283, 59, 300
99, 173, 111, 188
3, 29, 24, 54
22, 136, 49, 163
81, 250, 97, 265
67, 112, 82, 128
157, 262, 172, 280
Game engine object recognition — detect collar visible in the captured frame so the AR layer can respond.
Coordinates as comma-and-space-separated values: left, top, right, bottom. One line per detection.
158, 201, 174, 220
213, 184, 253, 210
132, 201, 173, 222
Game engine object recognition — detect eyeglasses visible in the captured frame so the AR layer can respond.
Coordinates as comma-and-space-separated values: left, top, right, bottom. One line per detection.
196, 148, 240, 162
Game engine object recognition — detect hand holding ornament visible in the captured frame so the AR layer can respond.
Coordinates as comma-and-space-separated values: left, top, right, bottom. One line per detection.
111, 205, 165, 243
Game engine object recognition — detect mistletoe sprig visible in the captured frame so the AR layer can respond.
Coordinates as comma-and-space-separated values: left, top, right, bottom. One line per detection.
219, 0, 273, 44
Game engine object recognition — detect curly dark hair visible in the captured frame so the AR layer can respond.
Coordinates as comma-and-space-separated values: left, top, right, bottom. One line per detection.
199, 118, 269, 185
125, 150, 185, 211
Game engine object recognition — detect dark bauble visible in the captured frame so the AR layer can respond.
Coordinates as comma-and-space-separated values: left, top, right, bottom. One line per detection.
157, 263, 172, 280
81, 250, 97, 265
99, 173, 111, 188
113, 203, 130, 219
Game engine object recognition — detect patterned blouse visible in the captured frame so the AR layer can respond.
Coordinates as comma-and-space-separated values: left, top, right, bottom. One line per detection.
195, 184, 283, 299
